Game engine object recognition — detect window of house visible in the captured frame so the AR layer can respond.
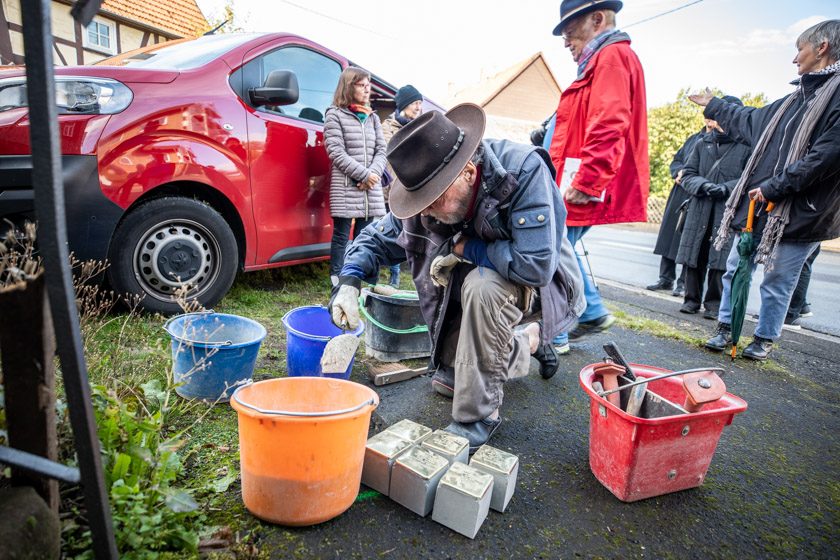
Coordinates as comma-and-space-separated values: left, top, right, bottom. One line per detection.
85, 20, 115, 54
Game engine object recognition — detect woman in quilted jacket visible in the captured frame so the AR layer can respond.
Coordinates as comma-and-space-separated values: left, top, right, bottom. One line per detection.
324, 67, 387, 286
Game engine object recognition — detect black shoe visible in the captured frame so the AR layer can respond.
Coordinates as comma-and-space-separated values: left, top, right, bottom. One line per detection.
431, 367, 455, 398
782, 316, 802, 331
742, 336, 773, 360
703, 308, 718, 320
680, 303, 700, 314
529, 321, 561, 379
705, 322, 732, 352
672, 287, 685, 297
534, 340, 560, 380
443, 417, 502, 454
646, 279, 674, 291
569, 314, 615, 341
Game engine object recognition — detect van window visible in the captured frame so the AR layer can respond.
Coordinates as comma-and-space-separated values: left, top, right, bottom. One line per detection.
253, 47, 342, 123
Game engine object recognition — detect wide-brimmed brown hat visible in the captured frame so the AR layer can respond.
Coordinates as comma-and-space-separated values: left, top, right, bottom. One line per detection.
387, 103, 485, 219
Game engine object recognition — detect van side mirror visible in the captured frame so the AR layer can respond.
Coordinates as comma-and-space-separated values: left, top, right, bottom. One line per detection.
249, 70, 299, 107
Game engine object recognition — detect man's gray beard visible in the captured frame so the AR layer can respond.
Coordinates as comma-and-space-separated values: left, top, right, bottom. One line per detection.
430, 196, 471, 225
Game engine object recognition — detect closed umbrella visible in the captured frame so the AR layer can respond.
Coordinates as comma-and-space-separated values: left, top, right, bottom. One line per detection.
729, 198, 774, 359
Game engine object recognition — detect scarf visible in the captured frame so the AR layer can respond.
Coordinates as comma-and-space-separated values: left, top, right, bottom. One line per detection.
349, 103, 372, 121
395, 112, 412, 126
714, 62, 840, 269
576, 29, 622, 79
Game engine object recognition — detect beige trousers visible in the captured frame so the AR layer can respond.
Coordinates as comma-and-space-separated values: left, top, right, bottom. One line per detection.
438, 268, 532, 423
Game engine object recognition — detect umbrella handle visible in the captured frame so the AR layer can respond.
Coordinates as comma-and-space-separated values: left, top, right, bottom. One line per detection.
745, 198, 757, 231
746, 200, 776, 232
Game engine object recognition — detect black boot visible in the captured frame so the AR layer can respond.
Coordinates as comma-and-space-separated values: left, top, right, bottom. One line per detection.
742, 336, 773, 360
705, 322, 732, 352
646, 279, 673, 291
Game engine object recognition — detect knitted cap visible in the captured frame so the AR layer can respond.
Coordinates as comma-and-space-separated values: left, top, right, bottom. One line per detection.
395, 85, 423, 113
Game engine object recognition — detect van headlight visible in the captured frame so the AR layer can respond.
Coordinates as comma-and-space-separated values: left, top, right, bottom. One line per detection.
0, 76, 133, 114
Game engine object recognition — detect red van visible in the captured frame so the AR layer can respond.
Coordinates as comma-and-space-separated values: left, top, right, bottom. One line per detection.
0, 33, 431, 313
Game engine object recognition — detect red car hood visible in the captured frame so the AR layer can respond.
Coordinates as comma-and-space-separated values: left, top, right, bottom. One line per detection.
0, 65, 178, 84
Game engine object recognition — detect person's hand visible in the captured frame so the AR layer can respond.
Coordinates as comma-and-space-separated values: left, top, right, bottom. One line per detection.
430, 253, 465, 288
706, 183, 728, 199
748, 186, 766, 203
675, 169, 685, 185
329, 283, 361, 329
564, 186, 591, 205
688, 87, 713, 107
366, 173, 380, 188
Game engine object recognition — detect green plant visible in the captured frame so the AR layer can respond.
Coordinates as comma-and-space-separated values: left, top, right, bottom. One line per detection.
62, 382, 200, 557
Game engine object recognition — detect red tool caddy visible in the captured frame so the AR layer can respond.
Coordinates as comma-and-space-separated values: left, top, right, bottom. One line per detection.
580, 363, 747, 502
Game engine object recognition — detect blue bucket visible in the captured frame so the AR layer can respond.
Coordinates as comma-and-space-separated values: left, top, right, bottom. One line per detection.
282, 306, 364, 379
164, 312, 267, 402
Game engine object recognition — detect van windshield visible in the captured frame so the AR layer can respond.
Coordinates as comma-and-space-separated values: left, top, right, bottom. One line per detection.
96, 34, 268, 70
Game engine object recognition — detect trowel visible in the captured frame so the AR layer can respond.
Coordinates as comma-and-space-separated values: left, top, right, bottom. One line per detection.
320, 316, 361, 375
320, 326, 360, 375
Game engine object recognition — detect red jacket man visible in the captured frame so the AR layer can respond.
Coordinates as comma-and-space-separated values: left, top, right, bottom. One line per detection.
549, 34, 649, 226
547, 0, 649, 341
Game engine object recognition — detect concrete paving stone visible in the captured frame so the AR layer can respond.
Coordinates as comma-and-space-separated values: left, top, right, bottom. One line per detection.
389, 445, 450, 517
384, 418, 433, 444
470, 444, 519, 512
362, 430, 413, 496
431, 461, 494, 539
421, 429, 469, 465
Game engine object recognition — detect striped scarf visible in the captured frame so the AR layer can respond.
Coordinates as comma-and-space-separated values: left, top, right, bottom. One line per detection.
714, 62, 840, 270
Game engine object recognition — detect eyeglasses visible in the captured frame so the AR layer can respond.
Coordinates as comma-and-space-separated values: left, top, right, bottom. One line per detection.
353, 82, 371, 89
559, 15, 590, 41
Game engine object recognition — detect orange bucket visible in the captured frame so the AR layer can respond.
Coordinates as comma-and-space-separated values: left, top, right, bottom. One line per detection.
230, 377, 379, 526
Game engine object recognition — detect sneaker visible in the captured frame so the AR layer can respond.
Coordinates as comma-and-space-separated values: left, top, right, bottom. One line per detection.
705, 322, 732, 352
782, 316, 802, 331
799, 304, 813, 318
680, 303, 700, 314
742, 336, 773, 360
569, 314, 615, 341
552, 333, 570, 356
431, 367, 455, 398
443, 417, 502, 454
646, 279, 673, 291
672, 287, 685, 297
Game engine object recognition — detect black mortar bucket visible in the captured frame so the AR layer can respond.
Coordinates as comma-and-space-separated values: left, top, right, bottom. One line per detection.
360, 289, 431, 362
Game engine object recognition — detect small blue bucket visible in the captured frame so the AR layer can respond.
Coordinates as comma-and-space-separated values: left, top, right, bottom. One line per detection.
164, 312, 267, 402
282, 306, 364, 379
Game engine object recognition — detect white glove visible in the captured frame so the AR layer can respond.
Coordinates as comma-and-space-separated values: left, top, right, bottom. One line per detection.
330, 284, 361, 329
430, 253, 466, 288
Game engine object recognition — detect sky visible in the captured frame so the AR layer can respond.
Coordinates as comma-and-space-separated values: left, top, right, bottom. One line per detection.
194, 0, 836, 108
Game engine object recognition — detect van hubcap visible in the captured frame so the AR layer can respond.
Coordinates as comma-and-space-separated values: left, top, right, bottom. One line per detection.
134, 220, 219, 301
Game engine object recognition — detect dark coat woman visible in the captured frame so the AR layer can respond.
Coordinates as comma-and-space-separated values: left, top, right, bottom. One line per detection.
653, 128, 704, 260
677, 117, 751, 317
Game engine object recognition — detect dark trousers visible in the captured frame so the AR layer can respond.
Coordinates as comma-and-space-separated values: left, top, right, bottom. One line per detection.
683, 234, 722, 313
659, 257, 686, 288
786, 245, 820, 319
329, 217, 373, 278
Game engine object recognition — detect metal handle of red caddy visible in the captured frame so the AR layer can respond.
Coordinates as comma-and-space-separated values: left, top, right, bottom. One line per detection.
597, 367, 726, 398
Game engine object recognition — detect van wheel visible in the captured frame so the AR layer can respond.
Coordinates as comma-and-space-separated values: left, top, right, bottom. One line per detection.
108, 197, 238, 314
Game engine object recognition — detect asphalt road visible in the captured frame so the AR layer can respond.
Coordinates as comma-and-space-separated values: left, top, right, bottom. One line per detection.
582, 225, 840, 337
257, 282, 840, 559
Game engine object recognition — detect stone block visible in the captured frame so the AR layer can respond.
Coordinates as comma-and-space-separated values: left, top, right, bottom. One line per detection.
470, 444, 519, 512
362, 431, 412, 496
431, 462, 494, 539
389, 446, 449, 517
384, 419, 433, 444
420, 430, 469, 465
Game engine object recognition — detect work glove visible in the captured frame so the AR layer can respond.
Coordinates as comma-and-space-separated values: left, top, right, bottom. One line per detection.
329, 278, 361, 330
430, 253, 466, 288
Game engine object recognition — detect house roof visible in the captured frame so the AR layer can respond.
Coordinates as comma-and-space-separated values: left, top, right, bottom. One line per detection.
100, 0, 209, 38
448, 52, 562, 109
